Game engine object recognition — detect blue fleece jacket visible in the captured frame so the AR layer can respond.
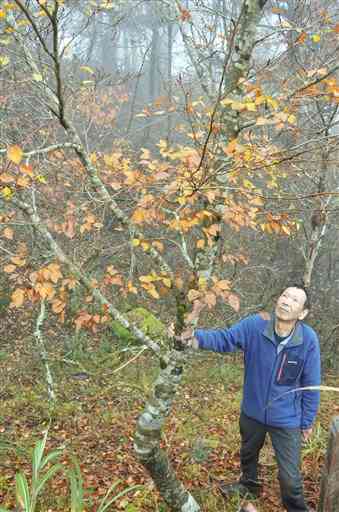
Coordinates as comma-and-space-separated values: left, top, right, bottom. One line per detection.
195, 313, 321, 429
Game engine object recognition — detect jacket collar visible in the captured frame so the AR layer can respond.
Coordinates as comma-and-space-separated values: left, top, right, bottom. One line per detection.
263, 313, 303, 347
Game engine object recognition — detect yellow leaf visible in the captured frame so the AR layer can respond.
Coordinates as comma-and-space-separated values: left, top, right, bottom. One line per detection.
220, 98, 233, 106
231, 101, 246, 111
35, 174, 47, 183
0, 37, 11, 46
198, 276, 207, 289
281, 225, 291, 235
132, 208, 146, 224
147, 286, 160, 299
246, 102, 257, 112
4, 264, 16, 273
11, 288, 25, 307
141, 241, 150, 251
188, 289, 201, 301
0, 10, 6, 19
80, 66, 95, 74
0, 55, 9, 66
139, 275, 155, 283
90, 152, 97, 164
196, 239, 205, 249
140, 148, 151, 160
33, 73, 43, 82
162, 278, 172, 288
288, 114, 297, 124
243, 179, 254, 189
266, 97, 278, 110
312, 34, 321, 43
11, 256, 26, 266
131, 238, 140, 247
7, 145, 23, 164
3, 227, 13, 239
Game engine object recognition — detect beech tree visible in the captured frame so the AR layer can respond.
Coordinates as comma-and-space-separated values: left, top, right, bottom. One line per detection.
0, 1, 339, 510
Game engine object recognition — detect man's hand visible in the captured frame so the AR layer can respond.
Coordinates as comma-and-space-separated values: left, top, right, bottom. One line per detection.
302, 427, 313, 442
168, 324, 199, 349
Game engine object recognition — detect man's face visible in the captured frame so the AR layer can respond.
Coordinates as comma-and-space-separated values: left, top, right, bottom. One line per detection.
275, 287, 308, 322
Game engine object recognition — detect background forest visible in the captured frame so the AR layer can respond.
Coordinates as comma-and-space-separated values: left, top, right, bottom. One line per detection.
0, 0, 339, 511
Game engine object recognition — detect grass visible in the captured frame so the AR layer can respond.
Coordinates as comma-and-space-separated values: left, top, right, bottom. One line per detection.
0, 343, 335, 511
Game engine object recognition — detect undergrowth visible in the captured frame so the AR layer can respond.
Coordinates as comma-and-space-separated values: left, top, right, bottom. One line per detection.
0, 341, 336, 511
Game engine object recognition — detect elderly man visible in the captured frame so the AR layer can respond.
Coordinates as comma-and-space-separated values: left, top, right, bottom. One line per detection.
180, 285, 321, 512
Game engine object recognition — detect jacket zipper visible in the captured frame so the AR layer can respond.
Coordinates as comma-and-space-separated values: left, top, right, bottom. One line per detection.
277, 353, 287, 382
265, 350, 286, 424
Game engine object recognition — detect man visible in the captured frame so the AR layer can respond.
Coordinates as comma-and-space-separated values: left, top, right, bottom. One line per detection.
179, 285, 321, 512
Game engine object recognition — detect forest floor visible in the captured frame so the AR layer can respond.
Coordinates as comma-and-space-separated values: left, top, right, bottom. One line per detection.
0, 334, 338, 512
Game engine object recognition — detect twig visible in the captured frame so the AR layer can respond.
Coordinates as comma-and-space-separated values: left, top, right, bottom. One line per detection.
112, 346, 148, 374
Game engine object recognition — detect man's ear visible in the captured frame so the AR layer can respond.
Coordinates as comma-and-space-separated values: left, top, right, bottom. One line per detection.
299, 309, 309, 320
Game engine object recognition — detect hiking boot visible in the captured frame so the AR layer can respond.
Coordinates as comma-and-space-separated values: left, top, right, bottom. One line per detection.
219, 481, 261, 499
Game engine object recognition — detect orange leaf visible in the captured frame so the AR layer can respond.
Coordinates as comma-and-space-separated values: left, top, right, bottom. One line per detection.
4, 264, 16, 273
175, 277, 184, 290
16, 176, 30, 188
7, 145, 23, 164
216, 279, 230, 290
179, 7, 191, 22
20, 163, 34, 176
272, 7, 286, 14
36, 281, 55, 299
51, 299, 66, 314
48, 263, 62, 283
132, 208, 147, 224
127, 281, 138, 294
152, 241, 164, 252
3, 227, 13, 239
63, 217, 76, 239
227, 292, 240, 312
11, 288, 25, 307
0, 173, 15, 183
205, 292, 216, 308
296, 31, 307, 44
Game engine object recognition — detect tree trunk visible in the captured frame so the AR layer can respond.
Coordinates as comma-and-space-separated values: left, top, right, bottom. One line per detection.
319, 417, 339, 511
134, 349, 200, 511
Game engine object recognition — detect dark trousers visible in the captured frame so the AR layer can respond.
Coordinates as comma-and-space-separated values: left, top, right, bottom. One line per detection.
239, 412, 309, 512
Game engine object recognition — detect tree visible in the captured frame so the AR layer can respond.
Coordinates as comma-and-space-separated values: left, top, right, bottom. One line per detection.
0, 0, 339, 510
